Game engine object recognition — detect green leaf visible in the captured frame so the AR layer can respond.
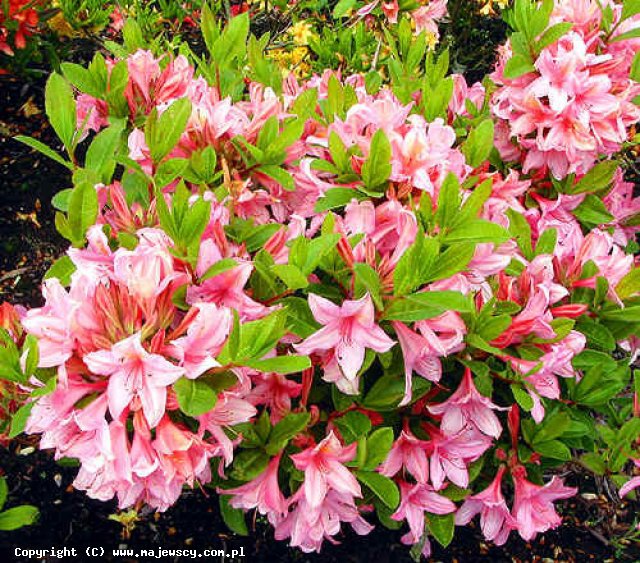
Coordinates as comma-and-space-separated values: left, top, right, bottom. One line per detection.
361, 129, 392, 193
580, 452, 606, 475
363, 374, 431, 410
621, 0, 640, 22
8, 402, 34, 439
314, 188, 367, 212
353, 263, 383, 310
155, 158, 189, 188
362, 427, 395, 470
246, 355, 311, 374
333, 0, 357, 17
266, 412, 311, 455
535, 228, 557, 256
384, 291, 472, 322
85, 123, 124, 182
13, 136, 73, 170
0, 506, 39, 531
67, 182, 98, 245
601, 306, 640, 322
511, 384, 534, 411
426, 513, 455, 548
356, 471, 400, 510
567, 160, 618, 195
44, 255, 76, 285
507, 209, 533, 260
503, 54, 535, 79
535, 22, 572, 51
572, 194, 614, 227
258, 165, 295, 191
575, 319, 616, 352
533, 440, 572, 461
45, 73, 77, 150
219, 495, 248, 536
444, 220, 510, 244
271, 264, 309, 290
146, 97, 192, 163
199, 258, 238, 282
0, 478, 6, 510
461, 119, 494, 168
334, 411, 372, 444
427, 243, 475, 282
229, 449, 270, 481
616, 268, 640, 300
434, 173, 461, 230
173, 377, 218, 417
393, 234, 439, 295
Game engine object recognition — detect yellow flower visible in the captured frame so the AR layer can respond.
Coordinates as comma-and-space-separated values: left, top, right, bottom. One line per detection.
289, 21, 315, 46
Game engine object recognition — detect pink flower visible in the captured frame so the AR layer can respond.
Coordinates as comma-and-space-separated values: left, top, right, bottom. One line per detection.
455, 466, 517, 545
187, 260, 268, 322
392, 480, 456, 558
169, 302, 232, 379
619, 459, 640, 498
290, 431, 361, 508
379, 430, 430, 483
512, 468, 577, 541
22, 279, 76, 368
246, 372, 302, 422
84, 332, 185, 427
392, 321, 442, 406
223, 454, 288, 516
428, 368, 503, 439
295, 293, 394, 387
274, 489, 373, 553
113, 228, 184, 303
426, 425, 493, 490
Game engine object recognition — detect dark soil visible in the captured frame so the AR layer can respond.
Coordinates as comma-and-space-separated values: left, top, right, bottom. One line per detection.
1, 447, 636, 563
0, 74, 68, 307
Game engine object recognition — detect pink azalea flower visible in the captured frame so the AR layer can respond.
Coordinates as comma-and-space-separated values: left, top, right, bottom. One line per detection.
426, 425, 493, 490
392, 480, 456, 558
246, 372, 302, 422
22, 279, 77, 368
512, 468, 577, 541
295, 293, 394, 387
223, 454, 288, 516
274, 489, 373, 553
199, 393, 257, 467
187, 260, 268, 322
428, 368, 503, 439
168, 302, 232, 379
84, 332, 185, 428
379, 430, 430, 483
113, 228, 185, 303
619, 459, 640, 498
455, 466, 517, 545
290, 431, 361, 508
392, 321, 442, 406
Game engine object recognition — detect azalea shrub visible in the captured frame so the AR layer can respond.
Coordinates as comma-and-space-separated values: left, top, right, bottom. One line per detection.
4, 0, 640, 558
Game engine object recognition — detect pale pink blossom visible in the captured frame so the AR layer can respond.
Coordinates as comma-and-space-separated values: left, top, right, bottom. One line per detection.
84, 332, 185, 427
290, 431, 361, 508
428, 368, 503, 438
512, 468, 577, 541
224, 454, 288, 516
295, 293, 394, 386
455, 466, 517, 545
379, 430, 430, 483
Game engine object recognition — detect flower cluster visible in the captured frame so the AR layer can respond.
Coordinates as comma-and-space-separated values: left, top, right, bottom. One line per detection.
0, 0, 39, 57
491, 0, 640, 178
7, 0, 640, 558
